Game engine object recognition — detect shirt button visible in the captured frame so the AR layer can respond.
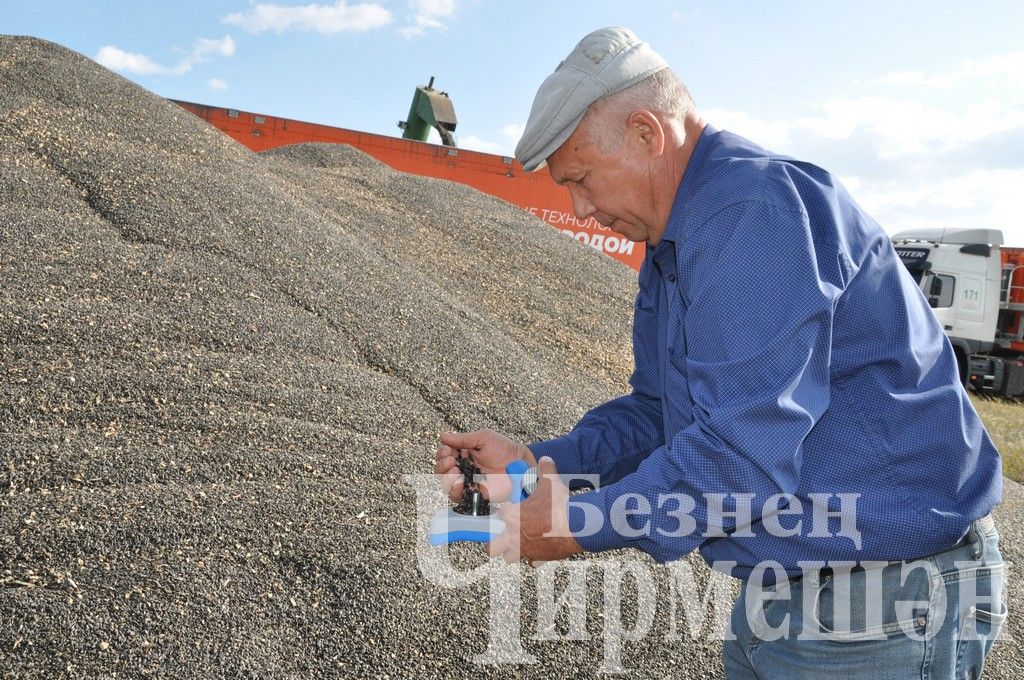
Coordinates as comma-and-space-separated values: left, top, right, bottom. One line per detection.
667, 274, 677, 283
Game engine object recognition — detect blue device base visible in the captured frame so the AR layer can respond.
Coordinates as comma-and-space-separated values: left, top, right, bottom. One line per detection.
427, 460, 530, 546
428, 530, 497, 545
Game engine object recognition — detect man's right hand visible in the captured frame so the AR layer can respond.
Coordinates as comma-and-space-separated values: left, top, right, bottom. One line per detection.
434, 429, 538, 503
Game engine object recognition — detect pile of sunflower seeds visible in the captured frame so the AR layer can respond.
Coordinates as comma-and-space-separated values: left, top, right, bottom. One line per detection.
1, 36, 1020, 678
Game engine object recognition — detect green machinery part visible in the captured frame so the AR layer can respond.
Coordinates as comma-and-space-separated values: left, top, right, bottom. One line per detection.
398, 76, 457, 147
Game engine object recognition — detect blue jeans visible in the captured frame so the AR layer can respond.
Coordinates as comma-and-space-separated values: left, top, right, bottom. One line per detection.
724, 518, 1007, 679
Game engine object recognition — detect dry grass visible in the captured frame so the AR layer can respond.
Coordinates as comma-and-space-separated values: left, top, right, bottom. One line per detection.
971, 394, 1024, 482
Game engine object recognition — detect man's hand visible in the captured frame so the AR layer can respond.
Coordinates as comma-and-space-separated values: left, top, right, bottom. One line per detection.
434, 429, 538, 503
488, 457, 584, 566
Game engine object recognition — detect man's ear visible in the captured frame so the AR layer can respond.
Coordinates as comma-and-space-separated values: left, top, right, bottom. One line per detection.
627, 110, 665, 158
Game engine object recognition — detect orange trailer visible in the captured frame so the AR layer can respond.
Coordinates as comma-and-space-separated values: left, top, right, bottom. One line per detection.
1005, 248, 1024, 307
1002, 247, 1024, 354
171, 100, 645, 271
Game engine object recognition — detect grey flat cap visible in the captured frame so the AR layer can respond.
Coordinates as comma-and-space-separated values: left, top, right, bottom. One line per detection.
515, 27, 668, 172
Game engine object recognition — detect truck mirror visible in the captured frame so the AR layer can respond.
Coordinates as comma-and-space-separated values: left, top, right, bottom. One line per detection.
930, 277, 944, 296
928, 297, 939, 308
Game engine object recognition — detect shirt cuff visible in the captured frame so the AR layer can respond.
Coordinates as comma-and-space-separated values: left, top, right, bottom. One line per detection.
566, 487, 632, 554
529, 436, 587, 482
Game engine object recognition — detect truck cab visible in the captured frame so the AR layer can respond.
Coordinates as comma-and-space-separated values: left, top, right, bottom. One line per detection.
892, 228, 1024, 395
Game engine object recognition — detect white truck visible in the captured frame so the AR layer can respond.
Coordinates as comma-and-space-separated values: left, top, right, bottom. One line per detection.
892, 228, 1024, 397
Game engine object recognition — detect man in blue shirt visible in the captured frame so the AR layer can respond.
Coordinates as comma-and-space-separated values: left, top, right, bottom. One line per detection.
435, 27, 1005, 678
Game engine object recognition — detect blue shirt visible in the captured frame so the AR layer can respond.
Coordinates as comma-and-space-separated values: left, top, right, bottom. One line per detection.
531, 125, 1003, 580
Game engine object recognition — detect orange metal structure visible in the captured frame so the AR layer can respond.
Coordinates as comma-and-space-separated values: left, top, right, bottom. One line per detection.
1005, 248, 1024, 306
1002, 247, 1024, 353
171, 100, 645, 271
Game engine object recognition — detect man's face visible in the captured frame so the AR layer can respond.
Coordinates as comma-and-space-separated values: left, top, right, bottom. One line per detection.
546, 116, 664, 245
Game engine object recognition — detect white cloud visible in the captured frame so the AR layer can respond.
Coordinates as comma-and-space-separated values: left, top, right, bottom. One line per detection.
703, 108, 793, 151
838, 175, 863, 194
96, 46, 178, 76
224, 1, 392, 34
707, 48, 1024, 162
500, 122, 525, 145
704, 50, 1024, 243
457, 122, 524, 157
874, 52, 1024, 89
398, 0, 455, 38
850, 169, 1024, 245
791, 95, 1024, 159
96, 35, 236, 77
459, 134, 505, 155
194, 35, 236, 58
207, 78, 229, 91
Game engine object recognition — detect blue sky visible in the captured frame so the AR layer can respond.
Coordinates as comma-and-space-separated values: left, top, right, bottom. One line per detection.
7, 1, 1024, 244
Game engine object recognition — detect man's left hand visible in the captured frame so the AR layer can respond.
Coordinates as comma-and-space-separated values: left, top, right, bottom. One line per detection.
487, 456, 584, 566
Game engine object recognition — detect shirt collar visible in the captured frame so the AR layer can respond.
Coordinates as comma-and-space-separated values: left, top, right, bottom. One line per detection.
660, 122, 718, 246
647, 123, 718, 281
